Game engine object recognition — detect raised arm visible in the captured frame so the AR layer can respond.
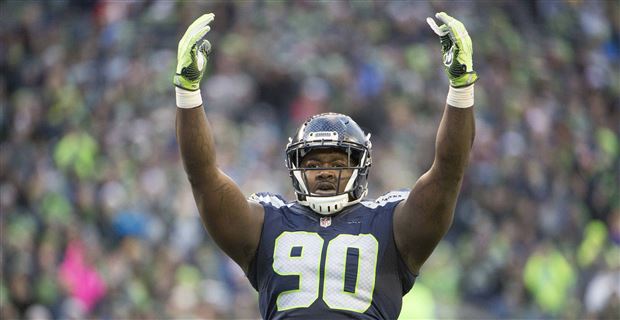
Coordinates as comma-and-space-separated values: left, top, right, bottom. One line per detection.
394, 12, 478, 274
174, 14, 263, 273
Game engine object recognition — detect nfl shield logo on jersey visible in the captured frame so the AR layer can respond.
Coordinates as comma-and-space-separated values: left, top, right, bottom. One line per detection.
320, 217, 332, 228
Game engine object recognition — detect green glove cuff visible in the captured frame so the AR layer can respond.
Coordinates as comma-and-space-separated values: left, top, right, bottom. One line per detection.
450, 71, 478, 88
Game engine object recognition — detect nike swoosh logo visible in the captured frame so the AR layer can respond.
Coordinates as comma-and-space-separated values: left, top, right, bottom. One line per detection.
197, 52, 205, 71
443, 47, 454, 66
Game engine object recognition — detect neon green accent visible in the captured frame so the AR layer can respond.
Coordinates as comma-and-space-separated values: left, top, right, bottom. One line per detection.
578, 220, 608, 267
399, 283, 436, 320
431, 12, 478, 87
523, 245, 576, 315
173, 13, 214, 91
272, 231, 323, 311
322, 234, 379, 313
54, 131, 98, 179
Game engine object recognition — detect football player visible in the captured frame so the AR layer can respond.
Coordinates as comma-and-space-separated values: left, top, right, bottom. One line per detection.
174, 11, 477, 319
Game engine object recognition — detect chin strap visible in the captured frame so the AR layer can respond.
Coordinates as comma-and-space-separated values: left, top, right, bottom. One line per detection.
300, 188, 368, 215
301, 194, 349, 215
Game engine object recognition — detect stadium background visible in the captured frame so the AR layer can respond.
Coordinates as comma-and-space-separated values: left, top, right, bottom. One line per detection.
1, 1, 619, 319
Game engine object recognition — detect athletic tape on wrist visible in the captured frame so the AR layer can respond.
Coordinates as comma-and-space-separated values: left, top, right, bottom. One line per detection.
175, 87, 203, 109
447, 85, 474, 108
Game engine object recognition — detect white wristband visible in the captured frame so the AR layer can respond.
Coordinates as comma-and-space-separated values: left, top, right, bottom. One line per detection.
175, 87, 203, 109
446, 85, 474, 108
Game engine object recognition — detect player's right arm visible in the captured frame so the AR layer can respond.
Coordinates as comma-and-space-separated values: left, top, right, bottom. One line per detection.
174, 13, 264, 273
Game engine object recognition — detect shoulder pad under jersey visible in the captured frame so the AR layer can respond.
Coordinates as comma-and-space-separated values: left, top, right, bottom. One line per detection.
248, 192, 292, 209
361, 190, 410, 209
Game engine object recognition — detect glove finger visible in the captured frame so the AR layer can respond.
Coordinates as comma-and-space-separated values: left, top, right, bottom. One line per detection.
426, 17, 449, 36
185, 13, 215, 37
436, 12, 470, 50
435, 12, 455, 27
178, 26, 211, 58
182, 25, 211, 55
190, 25, 212, 44
180, 14, 214, 53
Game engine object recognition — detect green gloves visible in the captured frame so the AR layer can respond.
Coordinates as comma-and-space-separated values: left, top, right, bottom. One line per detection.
427, 12, 478, 88
173, 13, 215, 91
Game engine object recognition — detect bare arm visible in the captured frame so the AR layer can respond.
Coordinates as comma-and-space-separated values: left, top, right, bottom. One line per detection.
176, 106, 263, 273
173, 14, 262, 273
394, 104, 474, 273
395, 12, 478, 274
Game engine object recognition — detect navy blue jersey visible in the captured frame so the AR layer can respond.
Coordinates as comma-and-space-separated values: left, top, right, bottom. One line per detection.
247, 191, 417, 319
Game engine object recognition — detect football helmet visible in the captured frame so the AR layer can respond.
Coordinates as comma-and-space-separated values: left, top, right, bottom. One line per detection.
285, 113, 372, 215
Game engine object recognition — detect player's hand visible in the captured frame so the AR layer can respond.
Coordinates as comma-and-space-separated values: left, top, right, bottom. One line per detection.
427, 12, 478, 88
173, 13, 214, 91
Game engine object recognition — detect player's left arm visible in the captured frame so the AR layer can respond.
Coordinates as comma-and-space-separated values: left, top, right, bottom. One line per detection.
394, 12, 477, 274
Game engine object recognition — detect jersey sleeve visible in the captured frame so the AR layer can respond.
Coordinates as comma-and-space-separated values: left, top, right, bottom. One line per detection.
383, 190, 418, 293
248, 192, 289, 208
361, 189, 410, 209
374, 189, 410, 205
365, 190, 418, 294
246, 192, 290, 291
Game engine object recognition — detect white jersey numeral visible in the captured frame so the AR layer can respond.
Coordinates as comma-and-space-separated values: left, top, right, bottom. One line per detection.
272, 231, 379, 313
323, 234, 378, 312
273, 232, 323, 310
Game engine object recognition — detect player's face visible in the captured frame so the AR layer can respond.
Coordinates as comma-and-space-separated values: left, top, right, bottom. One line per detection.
300, 149, 354, 196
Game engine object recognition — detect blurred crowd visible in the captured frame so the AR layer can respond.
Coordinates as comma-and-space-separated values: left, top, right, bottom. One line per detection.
1, 1, 619, 319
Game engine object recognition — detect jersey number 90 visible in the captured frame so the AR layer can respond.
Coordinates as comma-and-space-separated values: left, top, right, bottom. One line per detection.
273, 231, 379, 313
